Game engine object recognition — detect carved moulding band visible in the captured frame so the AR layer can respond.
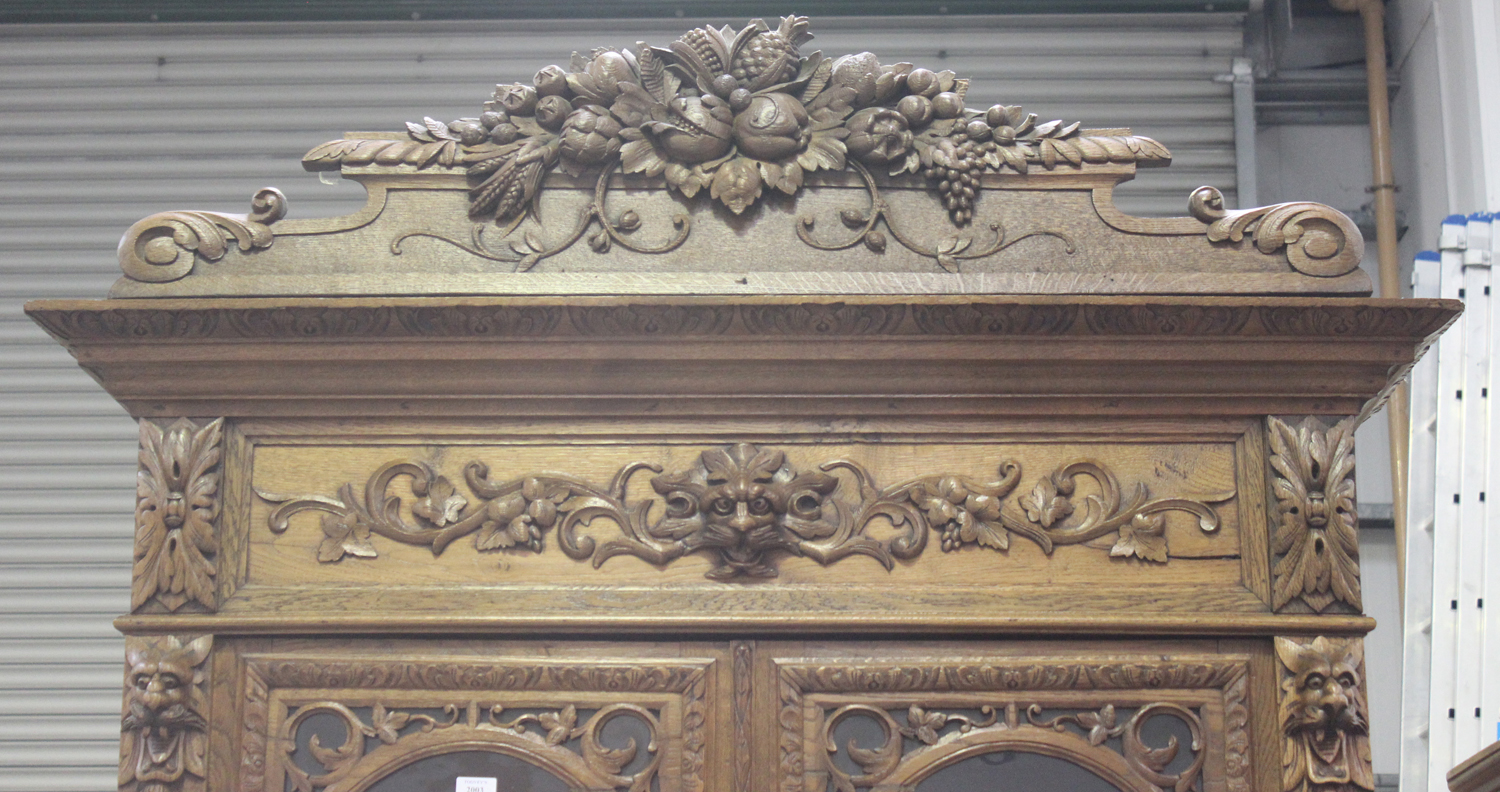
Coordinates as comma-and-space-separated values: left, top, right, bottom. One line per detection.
1275, 636, 1373, 792
119, 188, 285, 284
260, 443, 1232, 580
1267, 416, 1361, 613
31, 299, 1458, 342
775, 657, 1250, 792
134, 418, 224, 613
240, 656, 710, 792
121, 634, 212, 792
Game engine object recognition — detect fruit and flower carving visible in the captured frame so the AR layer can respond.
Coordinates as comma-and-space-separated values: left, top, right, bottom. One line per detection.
304, 15, 1169, 229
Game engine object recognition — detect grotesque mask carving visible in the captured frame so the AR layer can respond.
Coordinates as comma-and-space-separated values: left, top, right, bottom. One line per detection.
652, 443, 837, 579
120, 635, 211, 792
1275, 636, 1373, 792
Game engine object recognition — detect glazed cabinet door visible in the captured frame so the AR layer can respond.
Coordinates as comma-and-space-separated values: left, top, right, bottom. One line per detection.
210, 638, 732, 792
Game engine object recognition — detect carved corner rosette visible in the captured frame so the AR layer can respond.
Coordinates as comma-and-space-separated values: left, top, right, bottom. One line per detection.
1275, 636, 1374, 792
119, 188, 285, 284
1267, 416, 1361, 613
135, 418, 224, 613
261, 443, 1232, 580
776, 658, 1250, 792
242, 658, 709, 792
121, 635, 212, 792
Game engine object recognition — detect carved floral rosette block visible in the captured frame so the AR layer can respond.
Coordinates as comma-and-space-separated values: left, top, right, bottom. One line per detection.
261, 442, 1231, 580
134, 418, 224, 613
1275, 636, 1374, 792
1267, 416, 1360, 613
107, 15, 1369, 295
120, 635, 212, 792
774, 655, 1251, 792
238, 654, 712, 792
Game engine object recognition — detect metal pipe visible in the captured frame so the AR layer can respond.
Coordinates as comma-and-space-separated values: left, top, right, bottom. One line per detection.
1333, 0, 1409, 604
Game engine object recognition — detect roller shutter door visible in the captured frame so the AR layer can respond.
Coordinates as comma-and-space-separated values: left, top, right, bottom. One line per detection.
0, 13, 1243, 790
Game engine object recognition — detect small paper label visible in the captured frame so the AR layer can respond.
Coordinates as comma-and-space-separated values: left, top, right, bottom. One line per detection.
456, 778, 497, 792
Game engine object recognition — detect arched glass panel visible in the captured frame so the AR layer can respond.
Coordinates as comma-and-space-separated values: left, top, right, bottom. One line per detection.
364, 751, 571, 792
915, 751, 1124, 792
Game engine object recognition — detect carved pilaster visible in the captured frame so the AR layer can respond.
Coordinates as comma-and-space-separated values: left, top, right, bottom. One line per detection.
120, 635, 212, 792
1267, 416, 1361, 612
1275, 636, 1374, 792
134, 418, 224, 613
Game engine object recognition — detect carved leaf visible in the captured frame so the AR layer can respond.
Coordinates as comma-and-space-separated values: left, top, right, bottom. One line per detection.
539, 704, 577, 745
1111, 513, 1169, 563
1021, 478, 1073, 528
370, 703, 410, 744
412, 476, 467, 527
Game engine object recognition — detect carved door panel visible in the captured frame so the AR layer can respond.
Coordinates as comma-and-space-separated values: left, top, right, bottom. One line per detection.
226, 639, 729, 792
750, 640, 1258, 792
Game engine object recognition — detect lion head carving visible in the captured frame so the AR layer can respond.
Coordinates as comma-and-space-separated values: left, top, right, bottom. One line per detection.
120, 635, 211, 792
1275, 636, 1373, 792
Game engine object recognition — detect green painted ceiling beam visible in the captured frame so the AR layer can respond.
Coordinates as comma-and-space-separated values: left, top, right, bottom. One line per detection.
2, 1, 1248, 25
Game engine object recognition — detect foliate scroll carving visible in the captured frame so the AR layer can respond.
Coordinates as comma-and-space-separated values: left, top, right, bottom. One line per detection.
262, 443, 1230, 580
1190, 186, 1362, 278
816, 701, 1205, 792
120, 635, 212, 792
1267, 416, 1361, 612
276, 700, 664, 792
777, 658, 1248, 792
1275, 637, 1373, 792
303, 16, 1169, 228
119, 188, 285, 284
134, 418, 223, 613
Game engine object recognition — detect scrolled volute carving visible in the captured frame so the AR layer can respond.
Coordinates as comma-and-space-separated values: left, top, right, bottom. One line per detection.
119, 188, 285, 283
1275, 637, 1373, 792
262, 443, 1230, 580
1189, 186, 1362, 278
134, 418, 223, 613
120, 635, 212, 792
1268, 416, 1361, 612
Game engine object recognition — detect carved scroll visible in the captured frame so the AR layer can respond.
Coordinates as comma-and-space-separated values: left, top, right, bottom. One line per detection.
1190, 186, 1362, 278
262, 443, 1230, 580
134, 418, 223, 612
1267, 416, 1361, 612
120, 635, 212, 792
119, 189, 284, 284
1275, 636, 1374, 792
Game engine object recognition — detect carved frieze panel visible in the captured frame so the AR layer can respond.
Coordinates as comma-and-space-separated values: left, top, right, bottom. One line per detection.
120, 635, 212, 792
239, 655, 712, 792
1275, 636, 1373, 792
134, 418, 224, 613
1267, 416, 1361, 613
260, 442, 1232, 581
773, 656, 1250, 792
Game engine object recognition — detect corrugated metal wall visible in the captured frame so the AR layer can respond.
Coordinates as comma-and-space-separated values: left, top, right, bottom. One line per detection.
0, 14, 1243, 790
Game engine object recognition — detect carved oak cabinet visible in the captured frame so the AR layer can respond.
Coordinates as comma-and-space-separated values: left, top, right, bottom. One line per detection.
27, 16, 1458, 792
